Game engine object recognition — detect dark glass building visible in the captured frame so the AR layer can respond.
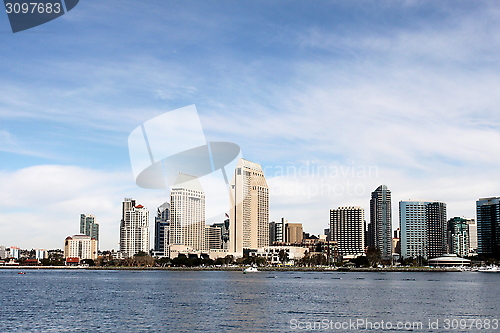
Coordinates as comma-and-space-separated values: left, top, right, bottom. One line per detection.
477, 197, 500, 259
369, 185, 392, 259
154, 201, 170, 257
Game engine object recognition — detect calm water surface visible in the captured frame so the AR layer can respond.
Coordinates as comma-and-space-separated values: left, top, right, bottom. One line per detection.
0, 269, 499, 332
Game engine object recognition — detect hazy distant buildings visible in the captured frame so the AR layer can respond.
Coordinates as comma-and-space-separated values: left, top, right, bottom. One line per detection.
400, 200, 447, 259
9, 247, 20, 259
329, 206, 365, 257
447, 217, 470, 258
80, 214, 99, 245
170, 174, 206, 251
120, 198, 150, 258
229, 158, 269, 255
476, 197, 500, 258
369, 185, 392, 259
64, 235, 97, 260
35, 249, 47, 260
153, 201, 170, 257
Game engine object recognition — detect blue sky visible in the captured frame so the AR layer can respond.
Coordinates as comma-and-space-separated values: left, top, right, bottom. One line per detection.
1, 1, 500, 250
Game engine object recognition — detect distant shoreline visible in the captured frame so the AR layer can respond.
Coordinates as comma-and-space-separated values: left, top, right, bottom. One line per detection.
0, 266, 464, 272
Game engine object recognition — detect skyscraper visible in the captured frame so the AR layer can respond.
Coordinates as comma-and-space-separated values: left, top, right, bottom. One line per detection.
329, 207, 365, 257
476, 197, 500, 258
400, 200, 447, 259
447, 217, 470, 258
80, 214, 99, 244
369, 185, 392, 259
154, 201, 170, 257
229, 158, 269, 255
120, 198, 150, 258
170, 174, 206, 251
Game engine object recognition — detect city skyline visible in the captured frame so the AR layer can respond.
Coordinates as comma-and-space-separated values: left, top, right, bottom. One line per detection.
2, 2, 500, 250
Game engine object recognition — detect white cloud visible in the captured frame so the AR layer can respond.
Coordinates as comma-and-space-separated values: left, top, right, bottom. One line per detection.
0, 165, 134, 250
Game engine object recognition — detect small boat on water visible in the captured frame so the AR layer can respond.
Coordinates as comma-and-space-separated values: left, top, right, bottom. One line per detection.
478, 266, 500, 273
18, 272, 26, 275
243, 266, 259, 273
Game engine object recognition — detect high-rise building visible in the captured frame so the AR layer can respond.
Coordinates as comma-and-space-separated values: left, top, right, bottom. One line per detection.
329, 207, 365, 257
120, 198, 150, 258
324, 229, 330, 241
154, 201, 170, 257
400, 200, 447, 259
205, 225, 222, 250
467, 218, 477, 255
269, 218, 285, 244
476, 197, 500, 258
170, 174, 206, 251
212, 220, 230, 250
447, 217, 470, 258
80, 214, 99, 245
64, 235, 97, 260
229, 158, 269, 255
285, 223, 303, 244
369, 185, 392, 259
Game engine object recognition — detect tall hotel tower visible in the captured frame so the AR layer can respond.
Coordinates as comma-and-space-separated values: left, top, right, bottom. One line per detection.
229, 158, 269, 255
369, 185, 392, 259
120, 198, 150, 257
476, 197, 500, 258
400, 200, 447, 259
329, 207, 365, 257
170, 174, 206, 251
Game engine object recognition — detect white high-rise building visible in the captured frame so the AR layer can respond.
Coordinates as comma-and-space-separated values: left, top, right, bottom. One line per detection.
229, 158, 269, 255
329, 207, 365, 257
120, 198, 150, 258
170, 174, 206, 251
64, 235, 97, 260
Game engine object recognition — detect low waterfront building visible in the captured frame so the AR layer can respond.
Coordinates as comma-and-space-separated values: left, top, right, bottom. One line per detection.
428, 254, 471, 267
251, 246, 307, 265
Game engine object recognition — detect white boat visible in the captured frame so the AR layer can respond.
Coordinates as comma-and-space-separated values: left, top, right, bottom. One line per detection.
243, 266, 259, 273
478, 266, 500, 273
